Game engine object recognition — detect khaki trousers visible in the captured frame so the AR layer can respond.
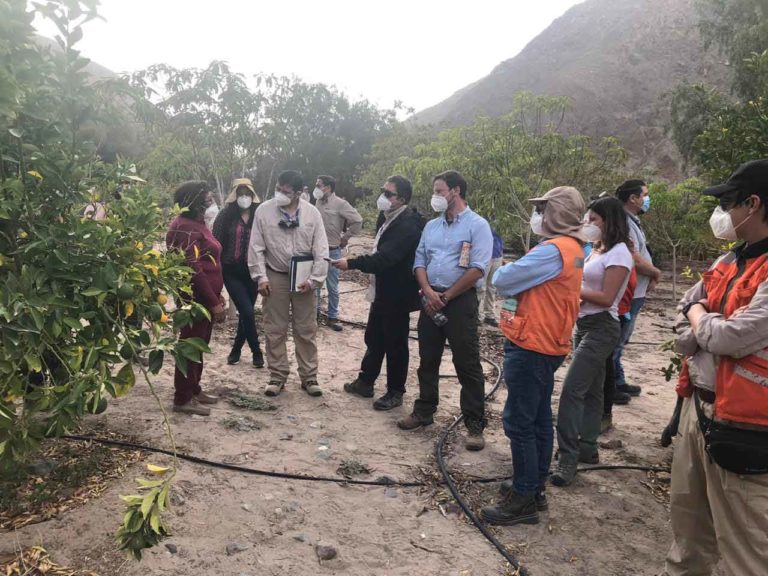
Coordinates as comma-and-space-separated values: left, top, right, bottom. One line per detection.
665, 396, 768, 576
476, 257, 502, 321
262, 268, 318, 383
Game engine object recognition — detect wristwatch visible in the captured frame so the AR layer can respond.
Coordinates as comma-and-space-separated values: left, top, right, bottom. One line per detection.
682, 301, 708, 318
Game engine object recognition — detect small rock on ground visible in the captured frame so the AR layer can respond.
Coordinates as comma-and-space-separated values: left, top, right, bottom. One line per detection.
315, 543, 338, 561
226, 543, 249, 556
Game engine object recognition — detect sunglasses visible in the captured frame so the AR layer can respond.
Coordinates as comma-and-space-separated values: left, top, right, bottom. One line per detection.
380, 188, 398, 199
278, 219, 299, 229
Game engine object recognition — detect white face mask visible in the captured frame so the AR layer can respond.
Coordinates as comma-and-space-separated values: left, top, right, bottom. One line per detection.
582, 223, 602, 243
274, 191, 292, 207
377, 193, 392, 212
237, 195, 253, 210
709, 206, 738, 241
530, 210, 544, 236
313, 187, 324, 201
431, 195, 448, 213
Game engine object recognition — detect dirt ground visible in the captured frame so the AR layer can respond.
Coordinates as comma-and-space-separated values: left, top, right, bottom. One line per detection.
1, 237, 725, 576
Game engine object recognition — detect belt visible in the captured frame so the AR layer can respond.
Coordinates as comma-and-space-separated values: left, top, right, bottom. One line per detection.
430, 286, 449, 292
266, 265, 288, 275
328, 246, 340, 251
695, 387, 716, 404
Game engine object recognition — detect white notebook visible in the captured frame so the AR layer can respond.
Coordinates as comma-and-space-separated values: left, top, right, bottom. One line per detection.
289, 255, 314, 292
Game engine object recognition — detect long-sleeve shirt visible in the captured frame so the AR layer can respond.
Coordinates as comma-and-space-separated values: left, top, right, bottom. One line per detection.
413, 206, 493, 289
248, 198, 329, 287
316, 193, 363, 247
493, 243, 563, 297
166, 215, 224, 310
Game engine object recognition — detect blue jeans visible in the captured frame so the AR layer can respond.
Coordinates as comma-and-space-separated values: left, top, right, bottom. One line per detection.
502, 341, 564, 496
316, 246, 342, 320
613, 297, 645, 385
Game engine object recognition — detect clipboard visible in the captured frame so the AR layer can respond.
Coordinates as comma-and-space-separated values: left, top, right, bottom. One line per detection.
289, 255, 314, 292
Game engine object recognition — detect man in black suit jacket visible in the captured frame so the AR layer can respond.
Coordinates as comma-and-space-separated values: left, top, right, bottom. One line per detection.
332, 175, 425, 410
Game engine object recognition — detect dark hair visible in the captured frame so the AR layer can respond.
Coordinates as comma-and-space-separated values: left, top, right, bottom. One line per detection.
433, 170, 467, 198
386, 175, 413, 203
615, 179, 646, 203
588, 196, 630, 252
277, 170, 303, 193
317, 175, 336, 193
173, 180, 208, 218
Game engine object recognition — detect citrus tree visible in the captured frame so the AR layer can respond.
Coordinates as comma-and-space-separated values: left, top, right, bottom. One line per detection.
1, 0, 209, 558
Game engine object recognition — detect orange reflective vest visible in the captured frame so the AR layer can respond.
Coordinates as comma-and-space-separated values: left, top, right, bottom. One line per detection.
500, 236, 584, 356
701, 253, 768, 427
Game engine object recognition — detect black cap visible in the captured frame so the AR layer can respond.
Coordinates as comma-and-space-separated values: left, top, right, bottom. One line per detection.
703, 159, 768, 198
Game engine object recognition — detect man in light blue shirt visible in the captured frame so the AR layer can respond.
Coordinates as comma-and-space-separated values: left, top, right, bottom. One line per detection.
397, 171, 493, 451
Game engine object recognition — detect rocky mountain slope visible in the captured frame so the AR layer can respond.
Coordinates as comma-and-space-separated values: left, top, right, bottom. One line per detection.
412, 0, 731, 179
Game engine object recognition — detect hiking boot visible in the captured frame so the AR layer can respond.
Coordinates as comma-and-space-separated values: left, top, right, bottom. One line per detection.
500, 480, 549, 512
600, 414, 613, 434
344, 378, 374, 398
252, 349, 265, 369
195, 391, 219, 405
173, 397, 211, 416
227, 348, 241, 365
264, 380, 285, 397
397, 412, 434, 430
617, 383, 641, 396
481, 488, 539, 526
612, 390, 631, 405
326, 319, 343, 332
579, 451, 599, 465
301, 380, 323, 397
484, 317, 499, 328
550, 461, 578, 487
465, 420, 486, 451
373, 391, 403, 411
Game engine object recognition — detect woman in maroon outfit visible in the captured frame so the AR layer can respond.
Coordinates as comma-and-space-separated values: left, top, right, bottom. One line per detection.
166, 181, 226, 415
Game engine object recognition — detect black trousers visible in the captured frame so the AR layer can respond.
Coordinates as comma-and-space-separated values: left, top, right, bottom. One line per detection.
359, 303, 411, 394
413, 288, 485, 427
223, 264, 261, 355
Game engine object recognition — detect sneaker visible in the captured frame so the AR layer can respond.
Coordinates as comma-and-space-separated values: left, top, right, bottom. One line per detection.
550, 461, 578, 487
579, 451, 599, 465
326, 319, 343, 332
344, 378, 374, 398
617, 383, 641, 396
252, 350, 265, 369
480, 488, 539, 526
612, 391, 631, 405
483, 317, 499, 328
264, 380, 285, 397
195, 391, 219, 405
227, 349, 241, 365
499, 480, 549, 511
600, 414, 613, 434
465, 420, 486, 451
397, 413, 434, 430
173, 397, 211, 416
373, 391, 403, 411
301, 380, 323, 397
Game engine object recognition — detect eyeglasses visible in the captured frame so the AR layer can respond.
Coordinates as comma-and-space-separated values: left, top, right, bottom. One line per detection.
278, 219, 299, 229
380, 188, 398, 199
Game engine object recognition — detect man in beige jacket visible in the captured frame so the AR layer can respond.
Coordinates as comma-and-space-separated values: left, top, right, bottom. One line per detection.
313, 174, 363, 331
665, 159, 768, 576
248, 170, 329, 397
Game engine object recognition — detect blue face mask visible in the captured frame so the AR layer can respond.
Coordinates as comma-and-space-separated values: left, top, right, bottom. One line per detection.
641, 195, 651, 214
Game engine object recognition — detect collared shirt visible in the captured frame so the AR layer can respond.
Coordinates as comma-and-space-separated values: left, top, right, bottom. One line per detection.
316, 193, 363, 247
626, 210, 653, 298
248, 198, 329, 286
414, 206, 493, 289
493, 243, 563, 297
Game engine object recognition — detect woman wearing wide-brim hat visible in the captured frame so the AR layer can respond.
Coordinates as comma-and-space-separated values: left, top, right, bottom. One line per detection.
212, 178, 265, 368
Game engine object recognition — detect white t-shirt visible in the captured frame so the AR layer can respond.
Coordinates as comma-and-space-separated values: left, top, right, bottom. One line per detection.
579, 242, 633, 320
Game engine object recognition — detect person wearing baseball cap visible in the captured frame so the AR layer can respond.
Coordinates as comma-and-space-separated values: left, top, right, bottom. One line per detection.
664, 159, 768, 576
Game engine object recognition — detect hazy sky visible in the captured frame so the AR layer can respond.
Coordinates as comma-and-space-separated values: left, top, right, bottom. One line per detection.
35, 0, 582, 112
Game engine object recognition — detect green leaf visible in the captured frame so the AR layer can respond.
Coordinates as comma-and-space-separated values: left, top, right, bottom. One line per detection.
8, 128, 23, 138
113, 363, 135, 397
141, 489, 158, 518
81, 287, 104, 297
24, 353, 42, 372
148, 349, 164, 374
